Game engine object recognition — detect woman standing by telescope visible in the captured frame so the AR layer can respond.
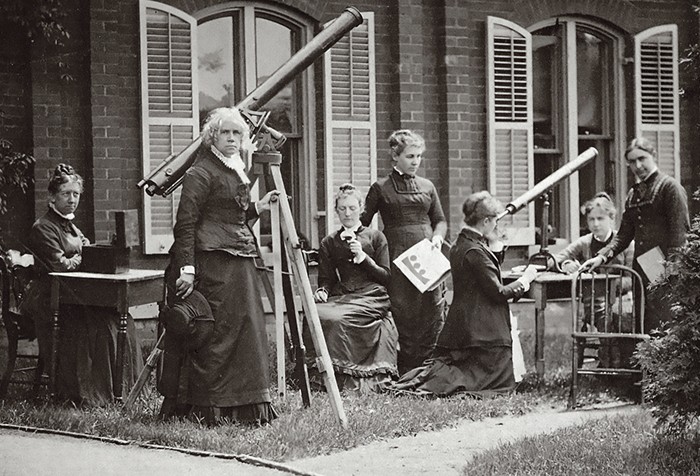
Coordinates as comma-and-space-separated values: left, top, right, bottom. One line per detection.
582, 137, 689, 331
361, 130, 447, 374
158, 107, 279, 425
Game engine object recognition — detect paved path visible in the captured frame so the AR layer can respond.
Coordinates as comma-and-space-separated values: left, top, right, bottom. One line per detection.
0, 428, 298, 476
0, 403, 640, 476
288, 403, 641, 476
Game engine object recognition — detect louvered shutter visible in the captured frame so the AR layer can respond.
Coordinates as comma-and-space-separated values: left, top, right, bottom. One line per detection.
323, 12, 376, 233
634, 25, 680, 179
486, 17, 534, 246
139, 1, 199, 254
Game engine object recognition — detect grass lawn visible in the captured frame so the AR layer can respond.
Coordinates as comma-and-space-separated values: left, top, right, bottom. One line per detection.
0, 328, 641, 463
467, 411, 700, 475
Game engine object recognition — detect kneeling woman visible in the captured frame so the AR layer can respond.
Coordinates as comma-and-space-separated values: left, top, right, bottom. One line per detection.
311, 184, 399, 392
394, 191, 537, 396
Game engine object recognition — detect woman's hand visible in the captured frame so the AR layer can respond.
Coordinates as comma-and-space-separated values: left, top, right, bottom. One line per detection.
581, 255, 605, 272
175, 273, 195, 299
561, 260, 581, 274
431, 235, 444, 249
521, 264, 538, 284
256, 190, 282, 213
348, 238, 367, 263
313, 288, 329, 303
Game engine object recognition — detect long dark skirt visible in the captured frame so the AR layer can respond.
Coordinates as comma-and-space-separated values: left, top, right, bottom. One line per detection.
391, 346, 516, 397
309, 284, 398, 392
33, 300, 142, 405
159, 251, 277, 425
390, 270, 445, 375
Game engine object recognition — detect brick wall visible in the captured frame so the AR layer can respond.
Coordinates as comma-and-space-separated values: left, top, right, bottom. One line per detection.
20, 0, 696, 263
0, 22, 34, 249
30, 0, 93, 239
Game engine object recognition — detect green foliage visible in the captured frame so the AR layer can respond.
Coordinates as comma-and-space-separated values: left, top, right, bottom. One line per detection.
636, 212, 700, 435
0, 139, 34, 217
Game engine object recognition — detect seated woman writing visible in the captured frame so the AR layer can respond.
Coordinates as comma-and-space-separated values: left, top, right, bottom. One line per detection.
23, 164, 142, 405
393, 191, 537, 396
310, 184, 399, 392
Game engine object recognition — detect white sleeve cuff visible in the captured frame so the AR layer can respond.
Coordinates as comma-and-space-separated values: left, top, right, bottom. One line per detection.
255, 201, 262, 214
180, 265, 195, 276
516, 276, 530, 292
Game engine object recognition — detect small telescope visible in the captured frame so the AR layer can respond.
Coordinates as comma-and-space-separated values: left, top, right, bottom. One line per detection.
137, 7, 364, 197
497, 147, 598, 271
496, 147, 598, 221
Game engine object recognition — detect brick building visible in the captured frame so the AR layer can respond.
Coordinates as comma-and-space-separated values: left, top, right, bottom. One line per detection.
1, 0, 698, 268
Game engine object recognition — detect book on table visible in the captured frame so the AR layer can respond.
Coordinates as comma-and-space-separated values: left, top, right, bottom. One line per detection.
393, 238, 451, 293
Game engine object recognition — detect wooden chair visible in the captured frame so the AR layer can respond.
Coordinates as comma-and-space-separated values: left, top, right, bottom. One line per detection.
569, 264, 649, 408
0, 250, 44, 398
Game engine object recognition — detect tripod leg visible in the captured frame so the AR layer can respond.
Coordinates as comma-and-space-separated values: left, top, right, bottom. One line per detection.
270, 169, 347, 428
282, 250, 312, 407
271, 199, 286, 398
123, 331, 165, 409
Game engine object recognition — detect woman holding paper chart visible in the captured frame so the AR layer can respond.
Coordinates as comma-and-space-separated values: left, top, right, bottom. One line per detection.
393, 191, 537, 396
361, 130, 447, 374
582, 137, 689, 331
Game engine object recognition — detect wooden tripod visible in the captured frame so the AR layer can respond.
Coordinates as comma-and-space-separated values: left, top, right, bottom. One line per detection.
251, 146, 347, 427
126, 142, 347, 428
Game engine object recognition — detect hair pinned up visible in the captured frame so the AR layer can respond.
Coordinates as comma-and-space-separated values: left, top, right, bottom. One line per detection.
462, 191, 504, 226
582, 192, 617, 220
334, 183, 363, 209
624, 137, 656, 160
48, 163, 84, 195
388, 129, 425, 159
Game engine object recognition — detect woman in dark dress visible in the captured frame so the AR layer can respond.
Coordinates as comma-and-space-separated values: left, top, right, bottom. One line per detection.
583, 137, 690, 331
24, 164, 142, 404
311, 184, 398, 392
158, 107, 278, 424
393, 191, 537, 396
360, 130, 447, 374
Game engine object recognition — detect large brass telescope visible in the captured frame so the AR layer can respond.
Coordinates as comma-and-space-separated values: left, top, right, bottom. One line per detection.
496, 147, 598, 221
137, 6, 364, 197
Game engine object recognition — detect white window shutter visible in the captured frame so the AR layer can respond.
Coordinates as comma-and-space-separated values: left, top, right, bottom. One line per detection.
139, 1, 199, 254
486, 17, 534, 246
323, 12, 376, 233
634, 25, 680, 179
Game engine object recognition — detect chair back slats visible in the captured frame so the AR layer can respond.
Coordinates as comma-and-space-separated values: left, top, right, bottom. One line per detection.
0, 250, 44, 399
569, 264, 649, 408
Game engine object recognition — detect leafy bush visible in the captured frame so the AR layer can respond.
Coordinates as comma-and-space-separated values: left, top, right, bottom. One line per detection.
636, 209, 700, 435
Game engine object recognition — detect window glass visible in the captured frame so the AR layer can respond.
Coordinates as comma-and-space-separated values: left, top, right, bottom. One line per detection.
256, 17, 294, 133
532, 27, 558, 150
576, 28, 607, 135
197, 17, 236, 121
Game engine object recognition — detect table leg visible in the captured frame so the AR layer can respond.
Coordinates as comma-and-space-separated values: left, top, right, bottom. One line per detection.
535, 307, 545, 378
50, 279, 60, 396
115, 312, 128, 401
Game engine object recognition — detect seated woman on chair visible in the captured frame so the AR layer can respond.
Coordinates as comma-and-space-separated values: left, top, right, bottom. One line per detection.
23, 164, 142, 405
310, 184, 399, 392
554, 192, 634, 274
555, 192, 634, 367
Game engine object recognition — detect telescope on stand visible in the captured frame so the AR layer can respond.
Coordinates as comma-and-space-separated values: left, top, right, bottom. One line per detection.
132, 6, 364, 429
497, 147, 598, 271
137, 6, 364, 197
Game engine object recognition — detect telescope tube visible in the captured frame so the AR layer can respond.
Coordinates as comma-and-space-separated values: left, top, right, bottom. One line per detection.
496, 147, 598, 221
137, 7, 364, 196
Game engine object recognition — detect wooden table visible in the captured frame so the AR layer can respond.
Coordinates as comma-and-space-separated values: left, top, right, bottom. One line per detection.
503, 271, 598, 378
49, 269, 165, 400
